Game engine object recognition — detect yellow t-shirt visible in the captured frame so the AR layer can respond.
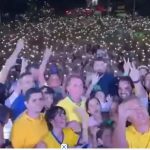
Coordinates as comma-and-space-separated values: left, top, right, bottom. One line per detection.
43, 128, 79, 148
10, 112, 48, 148
57, 96, 86, 122
126, 125, 150, 148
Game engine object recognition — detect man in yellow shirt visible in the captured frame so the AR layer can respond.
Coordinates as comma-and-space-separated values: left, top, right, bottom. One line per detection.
57, 74, 87, 122
10, 88, 48, 148
112, 96, 150, 148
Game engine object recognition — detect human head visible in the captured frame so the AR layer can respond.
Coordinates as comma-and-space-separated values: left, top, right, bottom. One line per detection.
0, 105, 11, 125
118, 76, 134, 101
86, 97, 101, 116
41, 86, 54, 109
121, 96, 149, 128
66, 74, 84, 103
26, 64, 39, 81
144, 72, 150, 92
19, 72, 35, 93
24, 88, 44, 114
94, 90, 105, 103
96, 121, 114, 148
67, 121, 81, 134
45, 106, 66, 130
138, 65, 149, 79
93, 57, 108, 75
48, 74, 61, 88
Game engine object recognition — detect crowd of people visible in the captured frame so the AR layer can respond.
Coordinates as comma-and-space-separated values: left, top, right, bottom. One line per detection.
0, 5, 150, 149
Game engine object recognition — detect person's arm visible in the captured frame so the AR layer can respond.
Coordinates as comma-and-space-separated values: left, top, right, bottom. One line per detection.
129, 62, 147, 98
85, 73, 100, 98
112, 103, 129, 148
0, 39, 24, 84
75, 108, 88, 144
123, 58, 130, 76
38, 46, 53, 87
20, 58, 28, 74
5, 81, 21, 108
89, 126, 99, 148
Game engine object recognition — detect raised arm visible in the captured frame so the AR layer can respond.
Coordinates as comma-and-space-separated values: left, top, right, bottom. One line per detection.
0, 39, 24, 84
129, 62, 148, 98
38, 46, 53, 86
20, 58, 28, 74
5, 81, 21, 108
85, 73, 100, 98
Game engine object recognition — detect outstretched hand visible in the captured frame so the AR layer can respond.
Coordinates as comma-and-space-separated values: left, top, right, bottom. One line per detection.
15, 39, 24, 53
123, 58, 130, 75
91, 73, 100, 86
129, 62, 140, 82
43, 46, 53, 59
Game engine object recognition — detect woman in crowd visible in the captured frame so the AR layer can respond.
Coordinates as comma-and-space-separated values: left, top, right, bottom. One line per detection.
36, 106, 88, 148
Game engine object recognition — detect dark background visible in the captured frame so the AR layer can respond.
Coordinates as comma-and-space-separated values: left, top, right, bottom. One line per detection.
0, 0, 150, 16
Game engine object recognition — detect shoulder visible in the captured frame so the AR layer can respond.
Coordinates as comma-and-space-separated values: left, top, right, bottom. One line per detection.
57, 97, 70, 106
126, 125, 136, 137
13, 113, 26, 125
63, 128, 78, 137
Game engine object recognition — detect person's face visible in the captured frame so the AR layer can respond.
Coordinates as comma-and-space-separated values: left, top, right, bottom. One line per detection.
20, 75, 35, 92
43, 93, 53, 109
101, 129, 112, 148
95, 91, 105, 103
51, 111, 67, 129
30, 68, 39, 80
144, 74, 150, 91
93, 60, 107, 74
67, 78, 84, 101
118, 80, 132, 100
127, 100, 149, 126
25, 93, 44, 114
48, 74, 61, 88
88, 98, 100, 115
139, 68, 148, 78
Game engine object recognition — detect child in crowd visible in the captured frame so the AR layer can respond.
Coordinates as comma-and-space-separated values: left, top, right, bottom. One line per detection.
86, 97, 103, 127
92, 85, 112, 113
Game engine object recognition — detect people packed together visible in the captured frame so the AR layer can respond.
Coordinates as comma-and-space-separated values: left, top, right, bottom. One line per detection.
0, 4, 150, 148
0, 39, 150, 148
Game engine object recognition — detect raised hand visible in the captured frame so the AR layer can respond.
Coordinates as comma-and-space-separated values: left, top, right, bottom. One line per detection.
106, 94, 113, 103
91, 73, 100, 86
123, 58, 130, 75
43, 46, 53, 59
21, 58, 28, 74
5, 39, 24, 68
15, 39, 24, 53
129, 62, 140, 82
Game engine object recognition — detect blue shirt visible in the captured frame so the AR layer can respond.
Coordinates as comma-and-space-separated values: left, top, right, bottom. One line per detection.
11, 94, 26, 121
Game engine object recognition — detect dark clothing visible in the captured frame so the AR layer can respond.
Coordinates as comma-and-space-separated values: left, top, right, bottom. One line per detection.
97, 73, 118, 96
